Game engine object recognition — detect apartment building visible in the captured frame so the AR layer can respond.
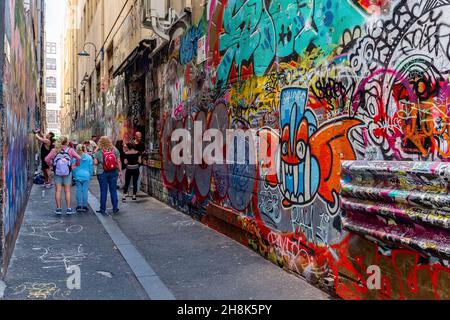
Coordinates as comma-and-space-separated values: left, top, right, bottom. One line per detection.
44, 41, 61, 135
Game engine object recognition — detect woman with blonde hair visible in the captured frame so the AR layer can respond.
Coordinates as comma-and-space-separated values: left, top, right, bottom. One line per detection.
45, 136, 81, 215
73, 144, 94, 213
93, 136, 122, 216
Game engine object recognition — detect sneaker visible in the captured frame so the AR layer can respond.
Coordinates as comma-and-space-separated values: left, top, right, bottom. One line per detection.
122, 196, 127, 203
55, 208, 63, 216
132, 195, 137, 201
113, 208, 120, 215
66, 208, 74, 215
82, 207, 89, 212
97, 210, 109, 216
76, 206, 83, 213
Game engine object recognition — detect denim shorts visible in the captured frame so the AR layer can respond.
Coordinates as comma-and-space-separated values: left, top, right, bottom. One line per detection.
54, 174, 72, 186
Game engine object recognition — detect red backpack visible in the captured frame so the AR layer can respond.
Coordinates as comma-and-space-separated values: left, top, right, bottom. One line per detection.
102, 149, 117, 172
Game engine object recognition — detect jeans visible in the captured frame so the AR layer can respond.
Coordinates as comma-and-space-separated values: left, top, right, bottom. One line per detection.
124, 168, 140, 195
55, 174, 72, 186
97, 171, 119, 213
75, 180, 90, 207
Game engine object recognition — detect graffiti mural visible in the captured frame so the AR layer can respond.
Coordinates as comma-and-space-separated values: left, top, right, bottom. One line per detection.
180, 25, 204, 65
264, 87, 361, 213
214, 0, 365, 88
1, 0, 38, 261
153, 0, 450, 299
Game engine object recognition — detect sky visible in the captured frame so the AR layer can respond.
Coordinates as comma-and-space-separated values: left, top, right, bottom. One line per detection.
45, 0, 67, 114
45, 0, 67, 42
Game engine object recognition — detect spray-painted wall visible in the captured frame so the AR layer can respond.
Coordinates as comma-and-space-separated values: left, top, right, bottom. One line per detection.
153, 0, 450, 299
0, 0, 39, 274
148, 0, 450, 299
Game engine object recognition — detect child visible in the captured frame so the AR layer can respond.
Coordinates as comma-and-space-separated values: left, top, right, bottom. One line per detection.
45, 136, 81, 215
72, 144, 94, 212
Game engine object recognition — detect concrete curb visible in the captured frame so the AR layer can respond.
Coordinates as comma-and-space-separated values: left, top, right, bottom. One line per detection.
88, 191, 175, 300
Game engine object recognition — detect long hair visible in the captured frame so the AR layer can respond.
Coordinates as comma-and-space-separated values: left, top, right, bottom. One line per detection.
48, 132, 56, 143
76, 144, 87, 156
55, 136, 68, 153
97, 136, 113, 151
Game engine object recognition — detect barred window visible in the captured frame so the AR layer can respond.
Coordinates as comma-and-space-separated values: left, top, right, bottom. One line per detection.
46, 58, 56, 70
46, 76, 56, 88
47, 110, 57, 124
46, 42, 57, 54
46, 92, 57, 104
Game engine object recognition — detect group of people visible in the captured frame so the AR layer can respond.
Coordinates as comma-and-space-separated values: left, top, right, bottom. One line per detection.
35, 130, 145, 216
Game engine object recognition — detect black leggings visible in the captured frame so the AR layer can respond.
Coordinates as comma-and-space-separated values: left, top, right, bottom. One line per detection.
123, 168, 140, 195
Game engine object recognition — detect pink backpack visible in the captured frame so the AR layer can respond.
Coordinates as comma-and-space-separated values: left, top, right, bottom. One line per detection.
102, 149, 117, 172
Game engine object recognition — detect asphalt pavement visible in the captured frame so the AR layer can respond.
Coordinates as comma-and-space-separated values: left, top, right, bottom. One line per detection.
88, 181, 331, 300
1, 178, 331, 300
2, 184, 147, 300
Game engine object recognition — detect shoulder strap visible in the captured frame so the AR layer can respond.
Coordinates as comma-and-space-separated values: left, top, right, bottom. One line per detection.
60, 147, 69, 154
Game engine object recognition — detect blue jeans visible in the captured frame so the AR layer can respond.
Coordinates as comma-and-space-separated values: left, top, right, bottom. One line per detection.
97, 171, 119, 213
75, 180, 90, 208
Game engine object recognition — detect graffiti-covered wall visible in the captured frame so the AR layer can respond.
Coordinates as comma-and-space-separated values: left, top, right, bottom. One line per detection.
152, 0, 450, 299
0, 0, 39, 274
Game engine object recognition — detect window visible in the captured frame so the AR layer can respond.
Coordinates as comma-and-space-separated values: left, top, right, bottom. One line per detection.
47, 110, 57, 124
46, 58, 56, 70
46, 93, 57, 104
46, 42, 57, 54
46, 76, 56, 88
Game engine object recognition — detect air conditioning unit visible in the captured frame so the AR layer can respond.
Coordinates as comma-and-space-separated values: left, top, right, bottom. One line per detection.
141, 0, 179, 41
141, 0, 168, 22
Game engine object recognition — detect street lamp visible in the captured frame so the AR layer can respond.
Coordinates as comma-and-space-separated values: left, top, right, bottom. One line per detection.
65, 87, 76, 96
78, 42, 97, 62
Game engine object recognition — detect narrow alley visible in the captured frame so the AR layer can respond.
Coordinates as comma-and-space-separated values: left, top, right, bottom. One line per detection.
1, 0, 450, 307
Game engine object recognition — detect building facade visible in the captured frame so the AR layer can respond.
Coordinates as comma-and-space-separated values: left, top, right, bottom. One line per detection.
45, 41, 61, 135
64, 0, 450, 299
62, 0, 161, 144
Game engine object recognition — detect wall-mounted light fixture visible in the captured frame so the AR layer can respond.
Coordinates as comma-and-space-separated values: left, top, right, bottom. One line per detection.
78, 42, 98, 62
